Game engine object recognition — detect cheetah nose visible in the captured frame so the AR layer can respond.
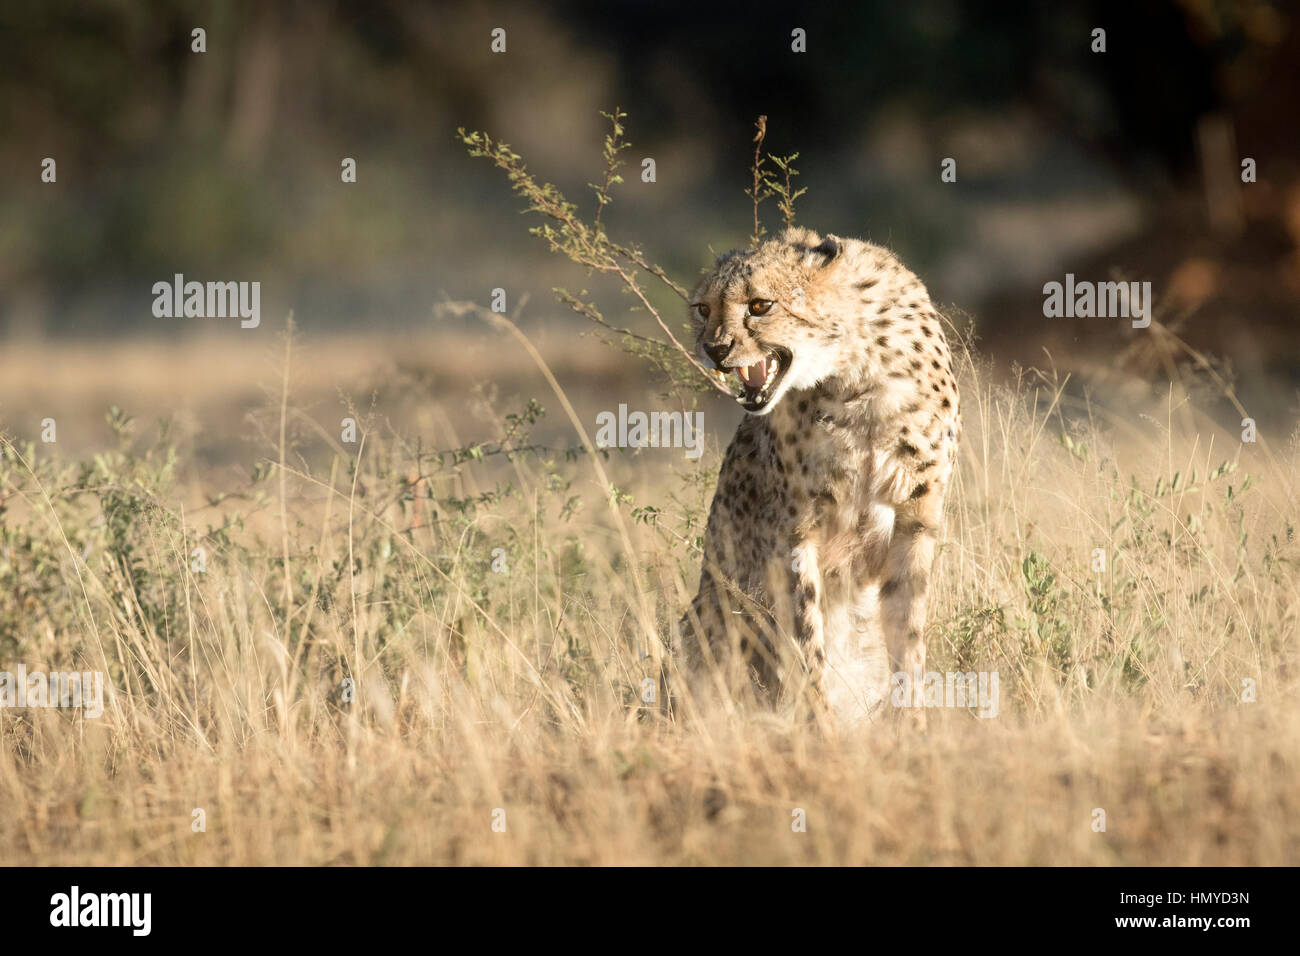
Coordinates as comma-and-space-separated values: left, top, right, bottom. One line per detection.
703, 342, 731, 367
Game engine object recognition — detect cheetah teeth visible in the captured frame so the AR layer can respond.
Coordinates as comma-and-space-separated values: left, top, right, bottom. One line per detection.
736, 356, 781, 398
710, 355, 783, 402
738, 359, 768, 389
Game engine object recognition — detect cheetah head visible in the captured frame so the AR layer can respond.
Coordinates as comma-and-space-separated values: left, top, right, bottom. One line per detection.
690, 227, 851, 415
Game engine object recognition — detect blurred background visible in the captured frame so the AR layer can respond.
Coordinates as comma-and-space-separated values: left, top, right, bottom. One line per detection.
2, 0, 1297, 456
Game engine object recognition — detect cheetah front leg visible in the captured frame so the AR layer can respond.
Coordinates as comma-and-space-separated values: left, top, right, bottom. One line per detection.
878, 514, 939, 730
676, 568, 733, 713
788, 539, 830, 720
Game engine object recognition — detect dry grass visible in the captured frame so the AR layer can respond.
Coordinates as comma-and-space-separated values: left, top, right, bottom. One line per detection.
0, 319, 1297, 865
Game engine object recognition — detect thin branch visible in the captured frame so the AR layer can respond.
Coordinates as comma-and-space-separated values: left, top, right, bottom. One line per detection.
748, 114, 768, 248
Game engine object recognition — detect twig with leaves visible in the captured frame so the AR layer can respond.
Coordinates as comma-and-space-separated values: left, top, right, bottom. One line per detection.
745, 114, 808, 245
748, 115, 769, 247
459, 114, 724, 404
459, 109, 810, 403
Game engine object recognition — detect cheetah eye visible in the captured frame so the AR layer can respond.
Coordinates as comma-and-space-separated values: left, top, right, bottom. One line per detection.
695, 303, 711, 319
748, 299, 774, 317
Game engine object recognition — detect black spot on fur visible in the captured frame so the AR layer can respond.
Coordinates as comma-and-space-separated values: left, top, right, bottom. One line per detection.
811, 236, 840, 262
909, 482, 929, 499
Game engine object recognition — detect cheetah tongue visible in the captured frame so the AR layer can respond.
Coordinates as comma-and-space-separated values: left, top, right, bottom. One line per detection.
737, 360, 767, 389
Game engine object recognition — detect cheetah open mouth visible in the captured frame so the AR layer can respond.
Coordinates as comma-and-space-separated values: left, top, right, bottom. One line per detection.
709, 347, 791, 413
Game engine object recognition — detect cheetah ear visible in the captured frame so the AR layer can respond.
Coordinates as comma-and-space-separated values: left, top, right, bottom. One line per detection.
806, 235, 841, 267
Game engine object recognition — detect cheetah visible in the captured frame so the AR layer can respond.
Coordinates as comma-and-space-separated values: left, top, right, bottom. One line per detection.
677, 227, 959, 726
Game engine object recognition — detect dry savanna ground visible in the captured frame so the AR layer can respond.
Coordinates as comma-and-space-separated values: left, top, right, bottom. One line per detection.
0, 318, 1297, 865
